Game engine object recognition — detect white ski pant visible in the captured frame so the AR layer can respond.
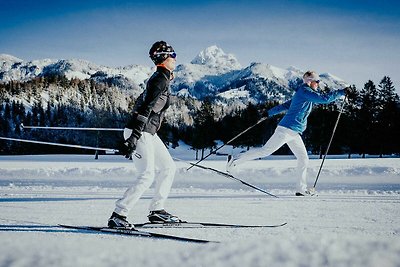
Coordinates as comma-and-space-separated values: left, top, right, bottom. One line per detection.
114, 132, 176, 217
234, 126, 309, 192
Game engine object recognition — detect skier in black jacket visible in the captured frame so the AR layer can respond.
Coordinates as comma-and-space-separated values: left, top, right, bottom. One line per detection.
108, 41, 181, 229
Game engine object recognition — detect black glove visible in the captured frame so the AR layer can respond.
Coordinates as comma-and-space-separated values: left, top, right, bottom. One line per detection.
118, 138, 135, 159
121, 113, 147, 158
123, 134, 138, 159
119, 127, 141, 159
263, 110, 269, 118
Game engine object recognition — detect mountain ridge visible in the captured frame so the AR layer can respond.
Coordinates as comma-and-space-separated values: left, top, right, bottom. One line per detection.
0, 46, 348, 104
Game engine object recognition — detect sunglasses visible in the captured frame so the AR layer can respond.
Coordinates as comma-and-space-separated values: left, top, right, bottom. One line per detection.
314, 80, 320, 83
155, 52, 177, 59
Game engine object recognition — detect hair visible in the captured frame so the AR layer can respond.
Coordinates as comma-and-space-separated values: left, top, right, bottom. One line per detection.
303, 71, 317, 79
303, 70, 319, 84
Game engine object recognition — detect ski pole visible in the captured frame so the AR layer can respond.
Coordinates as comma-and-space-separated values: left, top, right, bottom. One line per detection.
189, 162, 278, 197
0, 136, 118, 152
187, 116, 268, 170
21, 123, 123, 131
174, 156, 278, 198
0, 136, 142, 159
312, 96, 347, 189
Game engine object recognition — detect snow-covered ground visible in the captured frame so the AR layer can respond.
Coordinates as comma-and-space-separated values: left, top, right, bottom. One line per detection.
0, 150, 399, 267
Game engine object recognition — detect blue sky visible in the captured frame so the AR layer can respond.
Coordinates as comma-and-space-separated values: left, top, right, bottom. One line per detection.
1, 0, 400, 90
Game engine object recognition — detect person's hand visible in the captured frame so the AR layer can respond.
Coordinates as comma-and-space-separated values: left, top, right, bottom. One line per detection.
119, 133, 139, 159
123, 135, 138, 159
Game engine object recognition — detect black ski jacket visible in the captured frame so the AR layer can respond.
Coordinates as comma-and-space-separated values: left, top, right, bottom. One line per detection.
126, 66, 172, 136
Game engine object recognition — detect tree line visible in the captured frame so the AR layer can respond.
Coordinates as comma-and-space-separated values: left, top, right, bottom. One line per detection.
0, 75, 399, 158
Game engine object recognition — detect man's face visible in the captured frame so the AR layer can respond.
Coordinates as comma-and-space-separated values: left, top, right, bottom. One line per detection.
163, 56, 176, 71
310, 80, 320, 91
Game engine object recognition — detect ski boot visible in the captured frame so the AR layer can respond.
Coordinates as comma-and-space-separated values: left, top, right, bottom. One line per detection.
148, 209, 182, 224
295, 188, 317, 197
108, 212, 134, 229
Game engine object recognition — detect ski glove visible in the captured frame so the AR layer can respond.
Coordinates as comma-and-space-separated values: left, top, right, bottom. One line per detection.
121, 113, 148, 158
122, 126, 143, 159
123, 135, 139, 159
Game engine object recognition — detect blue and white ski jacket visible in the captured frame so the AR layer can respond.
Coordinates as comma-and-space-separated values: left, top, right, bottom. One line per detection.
268, 84, 345, 134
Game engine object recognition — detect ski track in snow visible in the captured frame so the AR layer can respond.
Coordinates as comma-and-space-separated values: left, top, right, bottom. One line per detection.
0, 154, 399, 267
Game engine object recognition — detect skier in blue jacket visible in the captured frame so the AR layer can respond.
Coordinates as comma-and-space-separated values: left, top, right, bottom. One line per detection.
227, 71, 349, 196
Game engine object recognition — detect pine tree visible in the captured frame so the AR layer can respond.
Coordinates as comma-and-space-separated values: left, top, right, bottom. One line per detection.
24, 111, 33, 131
358, 80, 381, 157
234, 103, 263, 149
340, 85, 361, 158
4, 102, 11, 121
46, 102, 52, 126
0, 115, 5, 136
192, 98, 216, 159
306, 104, 330, 157
2, 102, 11, 136
377, 76, 399, 156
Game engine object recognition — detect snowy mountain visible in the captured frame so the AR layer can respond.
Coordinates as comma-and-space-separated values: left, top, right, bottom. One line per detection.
0, 53, 152, 88
173, 47, 347, 102
190, 45, 241, 70
0, 54, 23, 72
0, 47, 348, 105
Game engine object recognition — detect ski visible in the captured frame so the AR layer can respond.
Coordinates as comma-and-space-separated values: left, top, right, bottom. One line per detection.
58, 224, 215, 243
189, 162, 278, 198
134, 221, 287, 228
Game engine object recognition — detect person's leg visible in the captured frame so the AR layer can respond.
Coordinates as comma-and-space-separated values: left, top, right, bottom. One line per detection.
287, 134, 309, 192
114, 133, 155, 217
231, 126, 292, 167
149, 134, 176, 212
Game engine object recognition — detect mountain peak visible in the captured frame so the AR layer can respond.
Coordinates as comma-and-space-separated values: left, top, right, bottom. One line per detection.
1, 54, 24, 73
0, 54, 23, 63
191, 45, 241, 70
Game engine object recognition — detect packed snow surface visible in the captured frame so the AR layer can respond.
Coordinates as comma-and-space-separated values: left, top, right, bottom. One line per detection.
0, 151, 399, 267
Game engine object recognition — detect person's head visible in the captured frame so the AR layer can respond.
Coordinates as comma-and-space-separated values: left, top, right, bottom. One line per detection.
303, 71, 320, 90
149, 41, 176, 71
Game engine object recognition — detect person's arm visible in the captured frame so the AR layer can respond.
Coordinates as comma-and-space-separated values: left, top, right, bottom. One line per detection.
302, 87, 345, 104
135, 75, 168, 119
126, 75, 167, 132
267, 100, 292, 117
122, 75, 168, 156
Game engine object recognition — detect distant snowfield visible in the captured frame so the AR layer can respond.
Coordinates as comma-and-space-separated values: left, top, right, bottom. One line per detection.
0, 152, 399, 267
